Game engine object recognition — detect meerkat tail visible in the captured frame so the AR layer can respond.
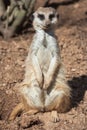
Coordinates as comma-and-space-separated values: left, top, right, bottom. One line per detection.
9, 103, 24, 121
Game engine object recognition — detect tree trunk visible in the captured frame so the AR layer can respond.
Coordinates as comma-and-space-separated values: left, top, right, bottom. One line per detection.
0, 0, 52, 39
0, 0, 36, 39
0, 0, 5, 17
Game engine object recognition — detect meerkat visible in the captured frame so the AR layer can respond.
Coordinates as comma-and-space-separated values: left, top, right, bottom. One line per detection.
9, 7, 71, 122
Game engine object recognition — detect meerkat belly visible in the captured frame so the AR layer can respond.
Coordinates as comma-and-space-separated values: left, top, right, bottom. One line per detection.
37, 45, 52, 73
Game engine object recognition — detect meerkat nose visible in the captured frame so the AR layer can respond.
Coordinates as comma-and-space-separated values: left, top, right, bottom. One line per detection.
46, 22, 51, 27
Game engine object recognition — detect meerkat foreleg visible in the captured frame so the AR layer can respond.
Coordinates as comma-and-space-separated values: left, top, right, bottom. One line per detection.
31, 32, 45, 87
32, 54, 43, 87
43, 56, 58, 89
43, 34, 61, 89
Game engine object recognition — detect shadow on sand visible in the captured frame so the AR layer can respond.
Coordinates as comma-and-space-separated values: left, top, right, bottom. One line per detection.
68, 75, 87, 107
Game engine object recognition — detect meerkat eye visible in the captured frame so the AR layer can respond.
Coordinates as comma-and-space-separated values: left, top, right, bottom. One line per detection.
38, 14, 45, 20
49, 14, 55, 20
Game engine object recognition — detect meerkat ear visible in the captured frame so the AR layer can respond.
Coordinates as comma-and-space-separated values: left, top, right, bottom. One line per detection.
30, 13, 35, 22
56, 13, 59, 19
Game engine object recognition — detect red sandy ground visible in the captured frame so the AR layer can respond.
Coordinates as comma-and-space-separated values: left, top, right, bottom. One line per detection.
0, 0, 87, 130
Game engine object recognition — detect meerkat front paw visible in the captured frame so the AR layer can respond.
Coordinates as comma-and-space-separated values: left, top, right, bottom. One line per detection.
37, 74, 44, 88
43, 75, 52, 90
43, 82, 49, 90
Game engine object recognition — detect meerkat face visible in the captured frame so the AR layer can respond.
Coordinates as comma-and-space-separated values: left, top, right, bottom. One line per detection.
32, 7, 59, 31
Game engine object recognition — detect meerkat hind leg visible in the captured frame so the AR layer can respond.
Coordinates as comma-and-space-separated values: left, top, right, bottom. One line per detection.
51, 110, 59, 123
45, 90, 63, 122
45, 88, 70, 122
45, 84, 70, 113
21, 85, 44, 111
23, 109, 39, 116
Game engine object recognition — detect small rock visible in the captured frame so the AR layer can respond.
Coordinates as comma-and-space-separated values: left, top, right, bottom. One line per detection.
74, 3, 79, 9
71, 68, 76, 72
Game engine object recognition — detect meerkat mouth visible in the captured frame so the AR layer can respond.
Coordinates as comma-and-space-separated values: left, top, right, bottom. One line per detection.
42, 25, 51, 30
37, 24, 51, 30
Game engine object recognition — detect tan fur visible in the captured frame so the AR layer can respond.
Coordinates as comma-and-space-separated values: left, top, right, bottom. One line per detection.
9, 103, 24, 120
9, 7, 71, 121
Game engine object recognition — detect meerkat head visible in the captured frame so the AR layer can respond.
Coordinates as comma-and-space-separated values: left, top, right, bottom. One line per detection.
32, 7, 59, 31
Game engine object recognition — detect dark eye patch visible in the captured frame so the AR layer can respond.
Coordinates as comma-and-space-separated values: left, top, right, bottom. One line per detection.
49, 14, 55, 20
38, 14, 45, 20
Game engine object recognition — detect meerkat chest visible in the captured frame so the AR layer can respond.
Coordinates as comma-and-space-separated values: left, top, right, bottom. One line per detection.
37, 40, 52, 71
